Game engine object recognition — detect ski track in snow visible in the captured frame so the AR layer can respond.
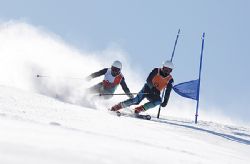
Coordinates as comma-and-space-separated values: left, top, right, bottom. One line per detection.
152, 118, 250, 146
0, 85, 250, 164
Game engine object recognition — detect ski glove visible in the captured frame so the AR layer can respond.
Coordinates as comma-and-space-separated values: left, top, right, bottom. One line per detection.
161, 102, 167, 107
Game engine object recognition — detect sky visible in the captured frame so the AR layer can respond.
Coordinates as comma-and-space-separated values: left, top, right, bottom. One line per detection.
0, 0, 250, 123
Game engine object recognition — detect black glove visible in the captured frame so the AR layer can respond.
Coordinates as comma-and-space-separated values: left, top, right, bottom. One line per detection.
161, 102, 167, 107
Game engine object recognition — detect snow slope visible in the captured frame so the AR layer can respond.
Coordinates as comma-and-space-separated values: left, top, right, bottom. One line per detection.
0, 21, 250, 164
0, 85, 250, 164
0, 21, 244, 125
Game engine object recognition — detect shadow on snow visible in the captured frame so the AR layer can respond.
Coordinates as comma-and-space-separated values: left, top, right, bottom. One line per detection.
151, 117, 250, 146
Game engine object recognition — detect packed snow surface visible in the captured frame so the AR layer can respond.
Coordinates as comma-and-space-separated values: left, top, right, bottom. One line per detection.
0, 86, 249, 164
0, 21, 249, 164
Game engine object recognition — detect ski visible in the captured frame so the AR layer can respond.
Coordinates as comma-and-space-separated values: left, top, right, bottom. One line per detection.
108, 110, 122, 116
115, 111, 151, 120
135, 113, 151, 120
115, 111, 122, 117
108, 108, 151, 120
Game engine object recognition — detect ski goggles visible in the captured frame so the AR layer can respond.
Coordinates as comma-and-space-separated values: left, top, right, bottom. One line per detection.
162, 67, 172, 73
111, 66, 121, 74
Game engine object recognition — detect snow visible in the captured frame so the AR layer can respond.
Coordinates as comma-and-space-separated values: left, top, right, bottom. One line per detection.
0, 85, 249, 164
0, 21, 250, 164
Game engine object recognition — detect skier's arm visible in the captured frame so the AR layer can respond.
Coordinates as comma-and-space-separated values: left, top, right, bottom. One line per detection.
146, 68, 158, 89
161, 79, 174, 107
120, 78, 134, 99
86, 68, 108, 80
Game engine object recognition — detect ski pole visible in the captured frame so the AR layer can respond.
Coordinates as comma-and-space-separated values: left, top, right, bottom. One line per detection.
36, 74, 85, 80
157, 29, 180, 119
99, 93, 150, 96
36, 74, 49, 78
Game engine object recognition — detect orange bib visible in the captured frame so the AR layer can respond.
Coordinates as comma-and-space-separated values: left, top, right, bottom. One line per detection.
103, 68, 123, 88
152, 69, 172, 91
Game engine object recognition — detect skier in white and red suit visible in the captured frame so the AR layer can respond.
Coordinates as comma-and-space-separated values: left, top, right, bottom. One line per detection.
86, 60, 134, 99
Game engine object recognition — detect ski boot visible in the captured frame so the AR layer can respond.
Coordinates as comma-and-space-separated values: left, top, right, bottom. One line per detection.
110, 103, 123, 116
134, 105, 145, 114
110, 103, 123, 111
134, 106, 151, 120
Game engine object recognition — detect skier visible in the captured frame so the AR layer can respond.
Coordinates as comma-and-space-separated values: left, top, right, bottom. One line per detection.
110, 60, 174, 115
86, 60, 134, 99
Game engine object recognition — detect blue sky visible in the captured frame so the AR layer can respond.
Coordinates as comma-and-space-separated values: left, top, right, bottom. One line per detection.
1, 0, 250, 122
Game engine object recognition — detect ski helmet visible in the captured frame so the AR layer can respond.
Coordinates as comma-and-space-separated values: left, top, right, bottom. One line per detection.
112, 60, 122, 69
163, 60, 174, 69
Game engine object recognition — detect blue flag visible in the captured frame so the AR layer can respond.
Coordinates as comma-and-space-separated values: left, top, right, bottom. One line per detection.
173, 79, 199, 100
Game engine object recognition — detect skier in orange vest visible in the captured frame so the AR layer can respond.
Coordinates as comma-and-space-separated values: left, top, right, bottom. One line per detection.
110, 60, 174, 114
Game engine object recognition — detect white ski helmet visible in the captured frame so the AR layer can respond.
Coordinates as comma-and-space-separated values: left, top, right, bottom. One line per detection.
112, 60, 122, 69
163, 60, 174, 69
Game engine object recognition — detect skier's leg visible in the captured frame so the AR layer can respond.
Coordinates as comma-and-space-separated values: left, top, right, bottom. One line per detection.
87, 82, 115, 100
135, 96, 162, 114
111, 86, 146, 111
101, 87, 116, 99
121, 89, 145, 107
86, 82, 102, 94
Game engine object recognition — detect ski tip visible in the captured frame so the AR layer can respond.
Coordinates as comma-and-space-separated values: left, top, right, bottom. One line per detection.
108, 109, 121, 117
135, 114, 151, 120
116, 111, 122, 117
146, 115, 151, 120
